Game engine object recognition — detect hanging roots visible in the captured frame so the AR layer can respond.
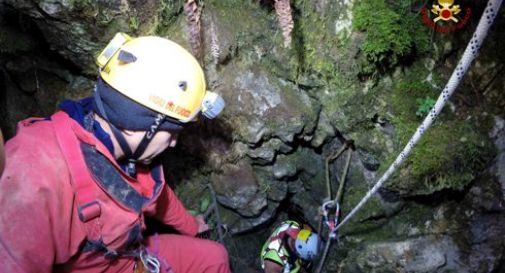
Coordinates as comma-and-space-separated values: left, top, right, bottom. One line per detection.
274, 0, 294, 48
209, 20, 221, 65
184, 0, 203, 62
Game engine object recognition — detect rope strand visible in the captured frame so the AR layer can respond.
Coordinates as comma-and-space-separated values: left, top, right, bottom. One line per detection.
336, 0, 504, 231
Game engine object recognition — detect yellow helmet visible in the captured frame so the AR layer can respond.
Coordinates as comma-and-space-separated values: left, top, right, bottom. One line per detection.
96, 33, 224, 123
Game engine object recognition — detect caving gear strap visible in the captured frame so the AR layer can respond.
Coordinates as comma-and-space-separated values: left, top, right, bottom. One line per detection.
52, 112, 102, 230
52, 112, 174, 272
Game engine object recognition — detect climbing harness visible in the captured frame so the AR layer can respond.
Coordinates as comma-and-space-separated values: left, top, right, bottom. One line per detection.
52, 112, 173, 273
52, 112, 103, 230
334, 0, 503, 231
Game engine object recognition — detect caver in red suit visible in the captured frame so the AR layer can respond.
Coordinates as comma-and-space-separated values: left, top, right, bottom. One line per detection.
0, 33, 230, 273
0, 107, 230, 273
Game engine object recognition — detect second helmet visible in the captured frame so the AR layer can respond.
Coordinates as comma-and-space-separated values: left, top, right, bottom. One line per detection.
294, 229, 320, 261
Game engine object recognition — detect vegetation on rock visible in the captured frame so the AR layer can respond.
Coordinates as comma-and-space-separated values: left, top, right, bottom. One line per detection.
352, 0, 430, 76
383, 65, 496, 196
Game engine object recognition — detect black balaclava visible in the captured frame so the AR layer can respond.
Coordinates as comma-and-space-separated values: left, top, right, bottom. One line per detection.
93, 77, 184, 176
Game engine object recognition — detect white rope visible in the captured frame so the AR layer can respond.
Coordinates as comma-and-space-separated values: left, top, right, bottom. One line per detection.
336, 0, 503, 230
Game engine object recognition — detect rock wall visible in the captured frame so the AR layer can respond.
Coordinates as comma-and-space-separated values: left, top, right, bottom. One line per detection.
1, 0, 504, 272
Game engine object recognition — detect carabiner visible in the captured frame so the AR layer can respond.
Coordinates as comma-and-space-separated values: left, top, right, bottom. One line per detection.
140, 250, 161, 273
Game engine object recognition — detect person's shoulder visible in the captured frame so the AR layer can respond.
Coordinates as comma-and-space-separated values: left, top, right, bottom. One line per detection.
8, 116, 63, 153
3, 117, 69, 187
263, 249, 282, 261
14, 116, 55, 139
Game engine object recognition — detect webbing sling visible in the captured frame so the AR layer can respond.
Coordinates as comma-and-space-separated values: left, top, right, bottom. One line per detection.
52, 112, 101, 233
51, 112, 168, 272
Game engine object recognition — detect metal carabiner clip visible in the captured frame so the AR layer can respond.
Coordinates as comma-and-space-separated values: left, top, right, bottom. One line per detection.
321, 200, 340, 239
322, 201, 335, 223
140, 249, 161, 273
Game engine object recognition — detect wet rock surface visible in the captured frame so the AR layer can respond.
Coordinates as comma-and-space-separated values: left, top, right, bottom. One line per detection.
1, 0, 505, 272
3, 0, 163, 74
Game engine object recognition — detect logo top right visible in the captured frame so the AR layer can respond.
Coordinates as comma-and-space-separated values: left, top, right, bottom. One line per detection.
421, 0, 472, 32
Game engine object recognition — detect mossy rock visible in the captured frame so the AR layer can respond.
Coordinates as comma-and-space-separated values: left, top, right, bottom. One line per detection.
352, 0, 430, 75
382, 66, 496, 196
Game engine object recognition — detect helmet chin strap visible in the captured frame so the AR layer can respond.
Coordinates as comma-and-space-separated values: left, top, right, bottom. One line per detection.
130, 113, 166, 163
94, 85, 165, 177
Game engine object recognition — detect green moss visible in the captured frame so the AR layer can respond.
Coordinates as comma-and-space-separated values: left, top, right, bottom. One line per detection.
155, 0, 272, 59
292, 0, 343, 83
155, 0, 183, 32
129, 14, 140, 32
352, 0, 430, 74
235, 0, 349, 88
341, 185, 384, 222
331, 162, 394, 236
279, 1, 367, 133
347, 203, 432, 242
415, 96, 436, 117
409, 122, 494, 193
389, 75, 440, 124
383, 67, 496, 195
96, 8, 116, 27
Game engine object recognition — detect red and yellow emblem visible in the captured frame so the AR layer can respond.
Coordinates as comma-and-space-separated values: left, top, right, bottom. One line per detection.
431, 0, 461, 22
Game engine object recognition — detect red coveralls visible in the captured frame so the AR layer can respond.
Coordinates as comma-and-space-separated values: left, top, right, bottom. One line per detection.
0, 111, 231, 273
0, 130, 4, 177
